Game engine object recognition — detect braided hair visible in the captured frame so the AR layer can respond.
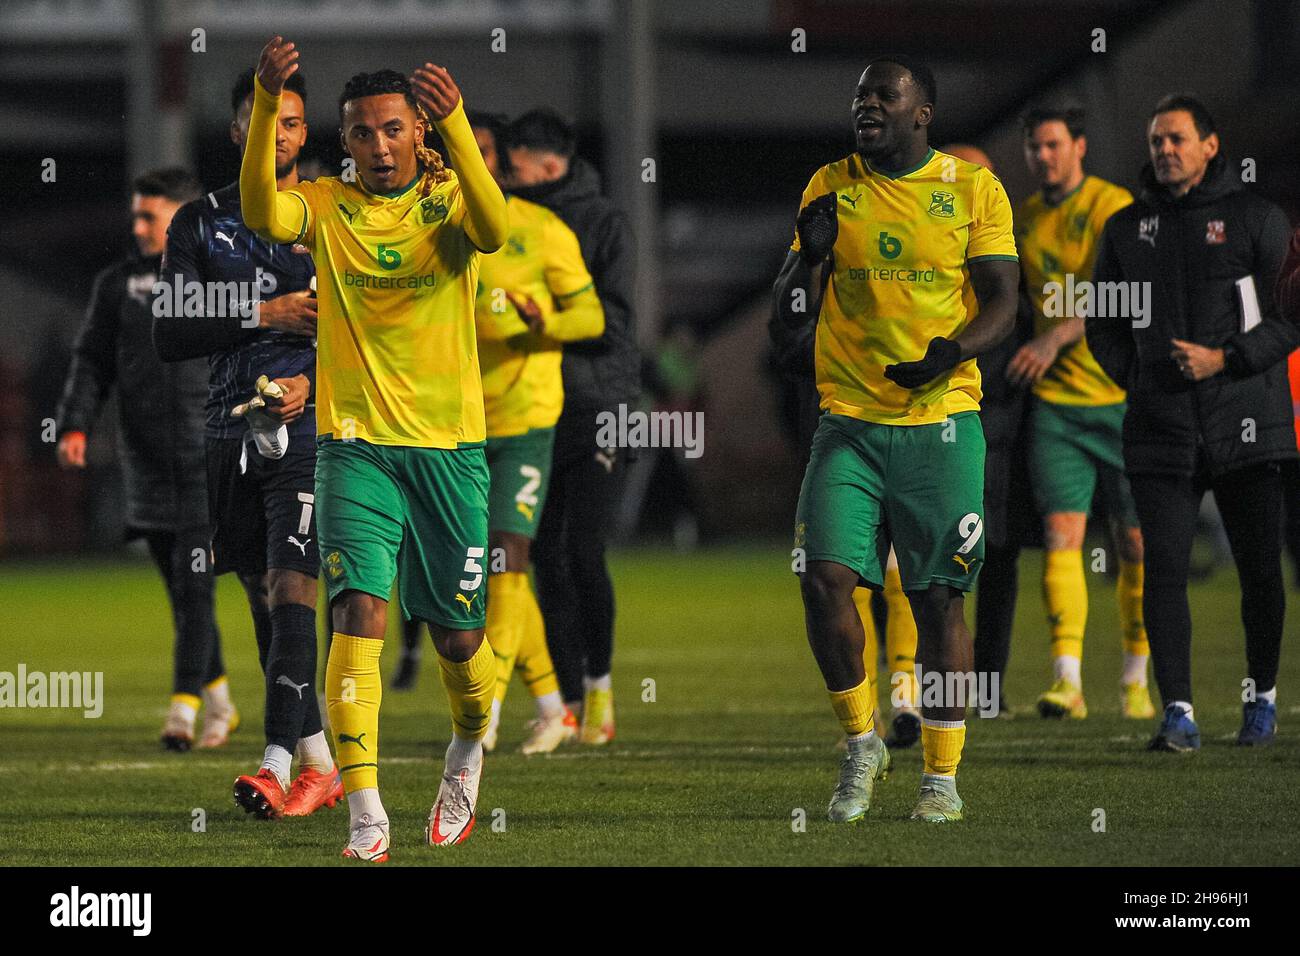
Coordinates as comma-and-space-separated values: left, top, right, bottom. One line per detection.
338, 69, 450, 197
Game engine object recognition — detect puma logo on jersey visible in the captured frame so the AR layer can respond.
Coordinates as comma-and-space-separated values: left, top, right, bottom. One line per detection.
276, 674, 309, 699
338, 203, 358, 223
215, 231, 237, 249
951, 554, 975, 574
839, 193, 859, 209
594, 449, 616, 473
455, 592, 479, 612
288, 535, 311, 556
338, 731, 367, 751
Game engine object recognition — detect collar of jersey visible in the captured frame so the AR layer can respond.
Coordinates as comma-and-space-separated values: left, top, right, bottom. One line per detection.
866, 147, 935, 180
362, 171, 422, 201
1041, 175, 1088, 209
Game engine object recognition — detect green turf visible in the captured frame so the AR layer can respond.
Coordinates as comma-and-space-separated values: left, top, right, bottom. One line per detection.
1, 545, 1296, 865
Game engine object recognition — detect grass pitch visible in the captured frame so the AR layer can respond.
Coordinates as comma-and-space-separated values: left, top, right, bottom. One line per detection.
1, 545, 1297, 866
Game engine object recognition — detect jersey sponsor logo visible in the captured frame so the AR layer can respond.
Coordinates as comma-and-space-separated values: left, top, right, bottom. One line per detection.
1138, 215, 1159, 246
419, 196, 448, 224
1205, 219, 1226, 245
877, 231, 903, 259
845, 265, 936, 283
927, 190, 955, 218
342, 269, 436, 290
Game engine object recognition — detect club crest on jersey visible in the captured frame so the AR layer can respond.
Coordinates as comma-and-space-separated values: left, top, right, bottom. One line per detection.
1205, 219, 1226, 245
506, 236, 526, 256
420, 196, 449, 224
1068, 212, 1089, 241
927, 190, 955, 218
1138, 215, 1159, 247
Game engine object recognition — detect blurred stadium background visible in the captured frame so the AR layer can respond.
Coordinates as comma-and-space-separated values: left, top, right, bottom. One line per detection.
2, 0, 1299, 556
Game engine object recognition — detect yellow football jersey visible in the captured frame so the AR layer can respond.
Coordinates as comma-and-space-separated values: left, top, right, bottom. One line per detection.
241, 78, 508, 449
1015, 175, 1133, 406
285, 174, 487, 447
791, 148, 1018, 425
475, 196, 602, 437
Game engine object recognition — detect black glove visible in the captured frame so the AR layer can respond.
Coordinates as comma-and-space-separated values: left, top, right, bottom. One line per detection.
883, 336, 963, 389
796, 192, 838, 265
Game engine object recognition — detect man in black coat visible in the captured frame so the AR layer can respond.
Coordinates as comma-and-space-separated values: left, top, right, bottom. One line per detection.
506, 110, 640, 742
1088, 95, 1297, 751
55, 167, 236, 751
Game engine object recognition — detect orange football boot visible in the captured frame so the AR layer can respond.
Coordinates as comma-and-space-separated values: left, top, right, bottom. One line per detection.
283, 766, 344, 817
233, 768, 287, 820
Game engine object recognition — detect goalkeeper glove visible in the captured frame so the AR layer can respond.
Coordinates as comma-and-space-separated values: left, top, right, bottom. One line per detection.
231, 374, 289, 460
796, 192, 838, 266
883, 337, 963, 390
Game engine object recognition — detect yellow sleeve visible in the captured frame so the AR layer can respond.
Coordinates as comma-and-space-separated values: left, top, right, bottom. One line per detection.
239, 76, 313, 244
968, 169, 1018, 262
476, 291, 530, 341
1092, 183, 1133, 234
789, 170, 826, 254
542, 214, 604, 342
436, 99, 509, 253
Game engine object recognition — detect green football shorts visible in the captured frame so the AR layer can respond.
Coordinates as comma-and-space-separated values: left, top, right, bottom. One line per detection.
795, 411, 986, 592
315, 438, 489, 629
486, 427, 555, 539
1029, 398, 1139, 526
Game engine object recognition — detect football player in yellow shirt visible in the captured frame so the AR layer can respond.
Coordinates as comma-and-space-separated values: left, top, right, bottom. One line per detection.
774, 56, 1020, 824
1009, 107, 1153, 721
468, 112, 605, 754
241, 36, 509, 861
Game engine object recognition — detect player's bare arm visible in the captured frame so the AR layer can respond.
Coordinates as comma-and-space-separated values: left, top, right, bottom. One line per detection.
1007, 315, 1082, 385
258, 289, 317, 337
957, 258, 1019, 360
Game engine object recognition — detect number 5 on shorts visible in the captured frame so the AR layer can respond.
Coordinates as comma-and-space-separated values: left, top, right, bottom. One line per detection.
459, 546, 485, 591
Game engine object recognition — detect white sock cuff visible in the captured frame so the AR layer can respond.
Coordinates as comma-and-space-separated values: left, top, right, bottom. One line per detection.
921, 718, 965, 730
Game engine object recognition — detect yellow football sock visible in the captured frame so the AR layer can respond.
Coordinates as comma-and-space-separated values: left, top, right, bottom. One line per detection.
486, 572, 529, 706
171, 692, 201, 711
516, 583, 560, 699
1043, 548, 1087, 660
326, 633, 383, 792
1118, 559, 1148, 657
921, 720, 966, 776
202, 675, 228, 693
884, 564, 918, 706
852, 586, 879, 691
828, 677, 875, 737
439, 636, 495, 741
